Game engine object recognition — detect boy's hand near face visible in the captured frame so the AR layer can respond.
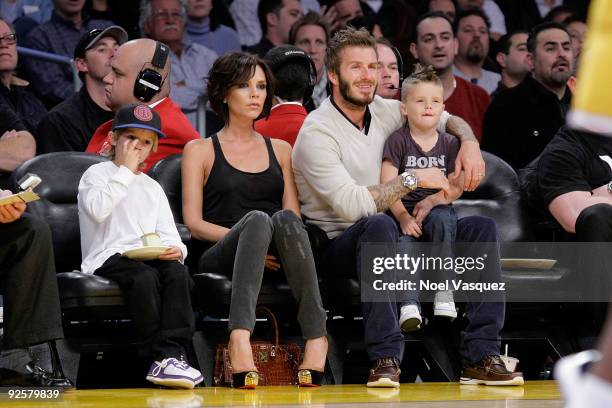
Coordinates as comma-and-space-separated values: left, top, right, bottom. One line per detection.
115, 138, 142, 173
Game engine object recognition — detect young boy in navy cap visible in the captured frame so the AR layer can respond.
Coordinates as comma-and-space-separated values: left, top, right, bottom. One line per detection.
78, 104, 202, 388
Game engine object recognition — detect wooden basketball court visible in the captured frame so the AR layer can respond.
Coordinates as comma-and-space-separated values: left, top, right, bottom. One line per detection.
5, 381, 562, 407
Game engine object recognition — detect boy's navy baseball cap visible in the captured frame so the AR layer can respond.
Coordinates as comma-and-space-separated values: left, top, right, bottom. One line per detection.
112, 104, 166, 139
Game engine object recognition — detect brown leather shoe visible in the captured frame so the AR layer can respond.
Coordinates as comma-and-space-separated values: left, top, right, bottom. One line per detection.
460, 355, 524, 386
366, 357, 401, 388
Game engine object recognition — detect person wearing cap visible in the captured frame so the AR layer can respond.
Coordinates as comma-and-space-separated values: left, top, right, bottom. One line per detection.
254, 45, 315, 146
78, 103, 203, 389
0, 18, 47, 135
36, 26, 127, 154
85, 38, 200, 172
23, 0, 114, 107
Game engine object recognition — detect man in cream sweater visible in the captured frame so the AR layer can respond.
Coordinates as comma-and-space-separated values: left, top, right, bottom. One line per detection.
293, 27, 522, 387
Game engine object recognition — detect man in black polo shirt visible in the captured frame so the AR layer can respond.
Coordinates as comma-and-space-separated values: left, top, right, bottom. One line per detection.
532, 125, 612, 241
481, 22, 573, 170
35, 26, 127, 154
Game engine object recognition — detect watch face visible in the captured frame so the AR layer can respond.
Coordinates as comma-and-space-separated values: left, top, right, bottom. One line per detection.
403, 173, 417, 189
407, 174, 417, 188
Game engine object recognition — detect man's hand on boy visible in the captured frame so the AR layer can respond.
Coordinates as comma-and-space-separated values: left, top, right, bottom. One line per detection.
159, 246, 183, 261
399, 212, 422, 238
414, 168, 450, 193
116, 139, 141, 173
413, 199, 434, 226
454, 140, 485, 192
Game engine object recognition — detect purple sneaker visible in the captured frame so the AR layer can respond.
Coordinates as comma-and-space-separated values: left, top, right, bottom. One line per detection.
146, 358, 204, 389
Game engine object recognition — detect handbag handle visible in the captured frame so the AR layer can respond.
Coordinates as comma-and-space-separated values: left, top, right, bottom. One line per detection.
256, 306, 279, 349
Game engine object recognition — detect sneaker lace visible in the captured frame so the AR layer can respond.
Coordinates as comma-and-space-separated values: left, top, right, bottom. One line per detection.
150, 360, 168, 377
173, 358, 190, 371
152, 357, 191, 375
378, 358, 398, 368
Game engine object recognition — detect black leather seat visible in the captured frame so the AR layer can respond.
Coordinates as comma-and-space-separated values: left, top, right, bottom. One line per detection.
10, 152, 126, 320
454, 151, 534, 242
324, 152, 574, 311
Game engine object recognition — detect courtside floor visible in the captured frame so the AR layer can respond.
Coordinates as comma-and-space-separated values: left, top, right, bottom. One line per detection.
3, 381, 562, 407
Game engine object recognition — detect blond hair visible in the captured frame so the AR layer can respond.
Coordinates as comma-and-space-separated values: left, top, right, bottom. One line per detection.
400, 63, 443, 101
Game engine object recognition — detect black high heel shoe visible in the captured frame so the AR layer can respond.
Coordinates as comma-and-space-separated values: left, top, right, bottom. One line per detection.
232, 371, 259, 389
297, 369, 324, 387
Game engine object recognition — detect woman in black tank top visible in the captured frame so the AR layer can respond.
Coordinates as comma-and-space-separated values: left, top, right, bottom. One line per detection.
182, 53, 327, 388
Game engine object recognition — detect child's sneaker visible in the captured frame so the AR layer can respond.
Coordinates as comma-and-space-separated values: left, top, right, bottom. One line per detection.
399, 304, 422, 332
434, 291, 457, 319
146, 358, 204, 389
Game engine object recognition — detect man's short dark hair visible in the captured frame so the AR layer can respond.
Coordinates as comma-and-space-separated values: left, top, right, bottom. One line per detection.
258, 0, 284, 36
319, 0, 341, 7
544, 5, 574, 22
527, 21, 570, 54
497, 29, 529, 55
207, 52, 275, 124
414, 11, 454, 42
274, 62, 311, 101
453, 7, 490, 35
562, 15, 587, 27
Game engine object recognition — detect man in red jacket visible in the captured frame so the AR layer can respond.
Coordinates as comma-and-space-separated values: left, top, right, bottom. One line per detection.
254, 45, 315, 146
86, 38, 199, 172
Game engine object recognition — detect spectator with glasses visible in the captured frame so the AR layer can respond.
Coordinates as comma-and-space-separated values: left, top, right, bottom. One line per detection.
23, 0, 114, 107
140, 0, 217, 129
0, 18, 47, 136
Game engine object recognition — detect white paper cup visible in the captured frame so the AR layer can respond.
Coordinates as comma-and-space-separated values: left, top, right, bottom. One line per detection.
500, 355, 519, 372
141, 232, 161, 247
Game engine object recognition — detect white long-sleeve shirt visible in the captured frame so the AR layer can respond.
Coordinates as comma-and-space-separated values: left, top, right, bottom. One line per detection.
78, 161, 187, 274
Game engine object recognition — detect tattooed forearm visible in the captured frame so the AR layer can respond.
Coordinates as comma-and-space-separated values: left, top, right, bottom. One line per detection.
446, 115, 477, 143
367, 176, 412, 213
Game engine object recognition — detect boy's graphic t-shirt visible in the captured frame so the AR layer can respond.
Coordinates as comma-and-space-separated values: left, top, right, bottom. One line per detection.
383, 126, 459, 210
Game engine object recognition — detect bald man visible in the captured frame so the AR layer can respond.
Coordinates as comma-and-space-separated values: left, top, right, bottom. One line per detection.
85, 39, 200, 172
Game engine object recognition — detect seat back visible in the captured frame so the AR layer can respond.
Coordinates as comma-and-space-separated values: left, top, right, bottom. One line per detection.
10, 152, 108, 272
149, 154, 183, 223
453, 152, 534, 242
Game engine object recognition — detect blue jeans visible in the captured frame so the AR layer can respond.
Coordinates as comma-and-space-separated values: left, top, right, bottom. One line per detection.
321, 212, 504, 364
398, 205, 457, 308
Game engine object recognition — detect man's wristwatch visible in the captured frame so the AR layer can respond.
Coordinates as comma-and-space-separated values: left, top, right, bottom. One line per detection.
400, 171, 418, 191
607, 180, 612, 194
